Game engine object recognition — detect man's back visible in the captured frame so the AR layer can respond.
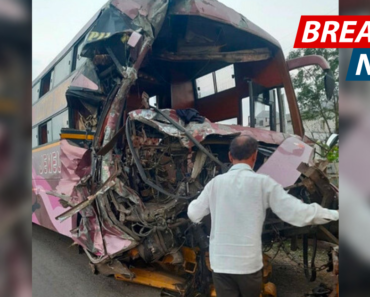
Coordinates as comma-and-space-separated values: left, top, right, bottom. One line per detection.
207, 164, 267, 274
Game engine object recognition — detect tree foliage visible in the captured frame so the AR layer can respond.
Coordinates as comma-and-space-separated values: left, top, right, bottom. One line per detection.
327, 145, 339, 163
287, 48, 339, 136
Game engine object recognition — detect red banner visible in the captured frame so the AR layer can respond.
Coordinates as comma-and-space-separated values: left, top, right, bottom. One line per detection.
294, 16, 370, 48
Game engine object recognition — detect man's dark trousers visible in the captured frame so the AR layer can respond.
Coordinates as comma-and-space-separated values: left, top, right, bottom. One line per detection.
212, 269, 262, 297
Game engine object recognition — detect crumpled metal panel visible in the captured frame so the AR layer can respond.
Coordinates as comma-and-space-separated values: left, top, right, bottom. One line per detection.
219, 124, 295, 146
112, 0, 142, 19
56, 140, 138, 258
54, 140, 104, 255
112, 0, 169, 36
32, 166, 75, 238
56, 140, 90, 197
70, 60, 101, 91
82, 0, 168, 58
71, 192, 106, 257
94, 194, 137, 255
69, 177, 139, 258
129, 109, 292, 147
257, 137, 314, 187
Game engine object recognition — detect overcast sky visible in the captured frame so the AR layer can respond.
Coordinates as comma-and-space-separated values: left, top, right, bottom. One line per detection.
32, 0, 337, 80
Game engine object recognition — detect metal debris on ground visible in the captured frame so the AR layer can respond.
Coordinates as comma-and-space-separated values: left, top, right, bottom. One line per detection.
304, 283, 332, 297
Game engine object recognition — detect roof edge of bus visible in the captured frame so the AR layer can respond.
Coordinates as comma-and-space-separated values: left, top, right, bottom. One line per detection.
168, 0, 281, 50
32, 0, 282, 86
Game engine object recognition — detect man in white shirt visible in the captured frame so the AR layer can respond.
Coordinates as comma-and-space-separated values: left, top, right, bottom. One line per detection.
187, 136, 339, 297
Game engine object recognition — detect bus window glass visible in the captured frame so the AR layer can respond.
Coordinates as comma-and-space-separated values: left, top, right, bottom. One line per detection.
39, 70, 54, 98
32, 81, 40, 104
217, 118, 237, 125
39, 120, 52, 145
75, 39, 87, 70
149, 96, 157, 107
32, 127, 38, 148
242, 89, 280, 131
255, 102, 270, 130
53, 50, 73, 88
196, 73, 215, 99
274, 89, 282, 132
215, 65, 235, 92
241, 97, 250, 126
280, 89, 294, 134
195, 65, 236, 99
52, 110, 69, 141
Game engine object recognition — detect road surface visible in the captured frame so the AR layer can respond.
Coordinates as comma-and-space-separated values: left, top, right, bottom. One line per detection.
32, 224, 159, 297
33, 224, 332, 297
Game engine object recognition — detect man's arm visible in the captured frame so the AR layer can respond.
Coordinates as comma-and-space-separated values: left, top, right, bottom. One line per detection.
264, 176, 339, 227
187, 180, 212, 223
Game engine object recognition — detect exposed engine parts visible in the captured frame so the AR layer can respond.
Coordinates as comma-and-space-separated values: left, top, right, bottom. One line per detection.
56, 109, 338, 291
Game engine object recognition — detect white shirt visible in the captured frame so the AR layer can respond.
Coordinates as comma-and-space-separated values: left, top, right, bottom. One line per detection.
187, 163, 339, 274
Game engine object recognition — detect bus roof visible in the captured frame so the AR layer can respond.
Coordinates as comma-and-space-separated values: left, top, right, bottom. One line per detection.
33, 0, 281, 86
169, 0, 280, 48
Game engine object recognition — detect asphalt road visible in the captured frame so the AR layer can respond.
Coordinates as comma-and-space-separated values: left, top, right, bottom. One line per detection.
33, 224, 332, 297
32, 224, 159, 297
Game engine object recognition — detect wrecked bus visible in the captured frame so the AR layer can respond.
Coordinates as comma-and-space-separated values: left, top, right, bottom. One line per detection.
32, 0, 338, 296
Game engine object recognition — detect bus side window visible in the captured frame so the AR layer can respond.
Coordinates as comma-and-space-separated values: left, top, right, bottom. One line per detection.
279, 88, 294, 134
242, 89, 280, 131
32, 127, 38, 148
73, 38, 87, 71
196, 65, 235, 99
215, 65, 235, 92
39, 70, 54, 98
149, 96, 157, 107
53, 50, 73, 88
32, 82, 40, 104
241, 97, 250, 126
52, 110, 69, 141
39, 120, 52, 145
196, 73, 215, 99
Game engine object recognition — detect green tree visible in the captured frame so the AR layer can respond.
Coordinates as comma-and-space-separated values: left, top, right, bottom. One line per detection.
287, 48, 339, 138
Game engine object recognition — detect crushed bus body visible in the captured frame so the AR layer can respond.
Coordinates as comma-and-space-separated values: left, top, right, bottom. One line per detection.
31, 1, 339, 296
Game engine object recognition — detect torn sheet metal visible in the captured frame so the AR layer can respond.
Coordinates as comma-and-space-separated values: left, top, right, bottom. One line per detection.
67, 60, 105, 111
90, 259, 134, 278
82, 0, 169, 58
257, 137, 314, 187
56, 139, 90, 197
129, 108, 293, 147
297, 162, 338, 209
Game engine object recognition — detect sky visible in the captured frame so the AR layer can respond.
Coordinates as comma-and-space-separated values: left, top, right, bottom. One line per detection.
32, 0, 338, 80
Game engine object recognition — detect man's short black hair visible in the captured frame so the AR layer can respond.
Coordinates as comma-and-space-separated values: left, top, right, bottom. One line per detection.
229, 136, 258, 160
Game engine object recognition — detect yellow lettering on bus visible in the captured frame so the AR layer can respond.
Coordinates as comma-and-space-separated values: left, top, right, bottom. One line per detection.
88, 31, 111, 42
98, 32, 106, 40
87, 31, 100, 41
